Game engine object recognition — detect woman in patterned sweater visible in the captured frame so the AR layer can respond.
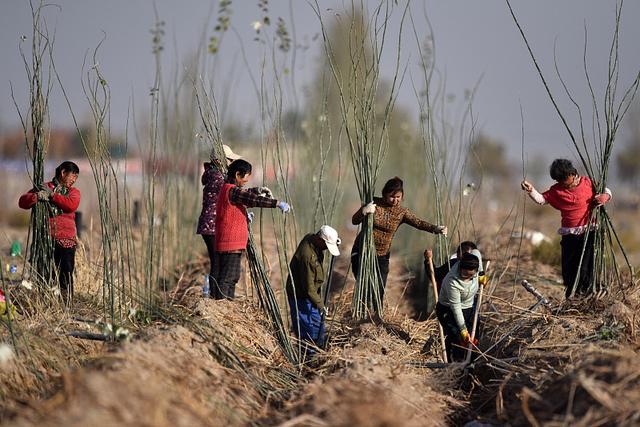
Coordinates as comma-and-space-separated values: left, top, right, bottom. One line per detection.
351, 176, 447, 304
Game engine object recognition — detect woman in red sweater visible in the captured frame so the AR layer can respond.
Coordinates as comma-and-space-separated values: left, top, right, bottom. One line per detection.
213, 159, 290, 300
19, 161, 81, 301
521, 158, 611, 298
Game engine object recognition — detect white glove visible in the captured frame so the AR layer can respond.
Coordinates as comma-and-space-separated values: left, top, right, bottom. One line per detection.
258, 186, 273, 198
436, 225, 448, 236
362, 202, 376, 215
37, 190, 51, 201
322, 307, 329, 316
277, 201, 291, 213
247, 211, 255, 223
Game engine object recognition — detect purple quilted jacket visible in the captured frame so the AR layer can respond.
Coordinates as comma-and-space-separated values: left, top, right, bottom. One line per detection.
196, 163, 225, 235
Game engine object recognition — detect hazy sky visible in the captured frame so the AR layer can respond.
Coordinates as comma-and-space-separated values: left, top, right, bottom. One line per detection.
2, 0, 639, 168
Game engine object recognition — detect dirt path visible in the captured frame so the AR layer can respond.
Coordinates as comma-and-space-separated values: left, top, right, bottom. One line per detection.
3, 239, 639, 426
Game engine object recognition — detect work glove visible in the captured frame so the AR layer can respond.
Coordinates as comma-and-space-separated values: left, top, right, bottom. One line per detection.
478, 273, 488, 287
38, 184, 53, 197
362, 202, 376, 215
247, 211, 255, 224
520, 180, 533, 193
592, 193, 610, 207
277, 201, 291, 213
460, 329, 478, 346
37, 190, 51, 201
258, 186, 273, 198
0, 301, 16, 321
436, 225, 448, 236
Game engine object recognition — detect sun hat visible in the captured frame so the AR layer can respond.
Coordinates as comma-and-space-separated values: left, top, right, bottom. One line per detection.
223, 145, 242, 161
318, 225, 341, 256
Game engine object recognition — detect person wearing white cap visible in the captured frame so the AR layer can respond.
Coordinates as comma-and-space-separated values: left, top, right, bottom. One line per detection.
197, 145, 272, 298
285, 225, 341, 355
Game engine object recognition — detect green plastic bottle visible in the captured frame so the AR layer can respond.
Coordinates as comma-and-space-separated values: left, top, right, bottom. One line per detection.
10, 240, 21, 257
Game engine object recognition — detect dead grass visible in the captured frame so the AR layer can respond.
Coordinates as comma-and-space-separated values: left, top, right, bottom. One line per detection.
264, 311, 462, 426
460, 235, 640, 426
3, 226, 639, 426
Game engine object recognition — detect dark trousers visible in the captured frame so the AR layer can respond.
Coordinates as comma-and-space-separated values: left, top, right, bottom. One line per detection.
212, 252, 243, 300
351, 245, 390, 305
201, 234, 216, 297
54, 244, 76, 300
561, 233, 595, 298
436, 302, 478, 362
288, 296, 325, 356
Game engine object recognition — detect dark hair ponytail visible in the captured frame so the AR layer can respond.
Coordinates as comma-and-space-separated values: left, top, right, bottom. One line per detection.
55, 161, 79, 179
382, 176, 404, 197
456, 241, 478, 258
227, 159, 252, 183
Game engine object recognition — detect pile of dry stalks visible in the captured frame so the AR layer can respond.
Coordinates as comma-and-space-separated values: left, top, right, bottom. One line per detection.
462, 244, 640, 426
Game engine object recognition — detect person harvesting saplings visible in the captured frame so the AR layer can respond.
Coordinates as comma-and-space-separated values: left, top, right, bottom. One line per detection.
212, 159, 289, 300
521, 159, 612, 298
19, 161, 81, 303
436, 250, 486, 362
425, 241, 479, 291
351, 176, 447, 306
196, 145, 271, 298
286, 225, 341, 356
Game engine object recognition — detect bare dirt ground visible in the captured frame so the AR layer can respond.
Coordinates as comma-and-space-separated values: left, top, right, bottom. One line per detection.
1, 227, 639, 426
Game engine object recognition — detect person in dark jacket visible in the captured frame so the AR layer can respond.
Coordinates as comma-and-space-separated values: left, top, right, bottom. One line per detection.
424, 241, 478, 291
286, 225, 341, 356
19, 161, 81, 302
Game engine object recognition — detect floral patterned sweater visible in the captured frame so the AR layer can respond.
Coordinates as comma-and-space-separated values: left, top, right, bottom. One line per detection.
196, 163, 225, 235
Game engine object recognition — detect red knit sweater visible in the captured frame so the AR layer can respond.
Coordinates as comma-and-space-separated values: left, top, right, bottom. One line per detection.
18, 182, 81, 240
542, 176, 594, 228
215, 184, 249, 251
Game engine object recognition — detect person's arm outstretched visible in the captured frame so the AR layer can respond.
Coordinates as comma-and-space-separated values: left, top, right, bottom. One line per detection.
402, 209, 447, 235
521, 180, 547, 205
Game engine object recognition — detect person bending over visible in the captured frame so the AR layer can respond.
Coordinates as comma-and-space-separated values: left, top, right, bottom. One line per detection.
286, 225, 341, 357
436, 250, 485, 362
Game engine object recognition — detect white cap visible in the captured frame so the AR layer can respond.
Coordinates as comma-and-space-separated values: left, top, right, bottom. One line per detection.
223, 144, 242, 160
318, 225, 341, 256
